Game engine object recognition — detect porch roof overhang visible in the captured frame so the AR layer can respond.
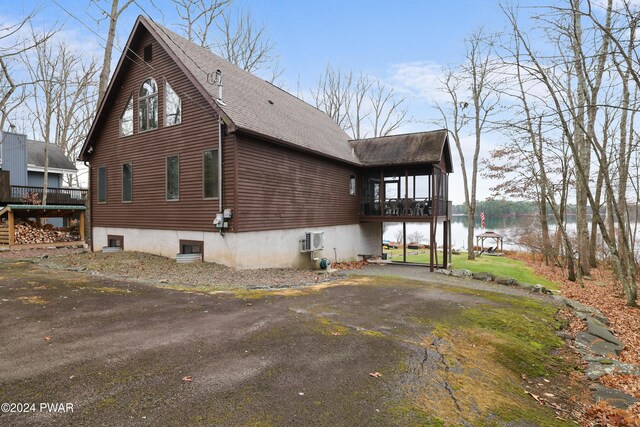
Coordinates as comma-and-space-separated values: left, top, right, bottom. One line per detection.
350, 129, 453, 172
0, 204, 86, 218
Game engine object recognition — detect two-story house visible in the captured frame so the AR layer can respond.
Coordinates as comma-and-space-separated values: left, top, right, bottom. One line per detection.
80, 16, 453, 270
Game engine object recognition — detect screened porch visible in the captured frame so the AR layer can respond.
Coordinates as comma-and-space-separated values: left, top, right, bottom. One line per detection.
359, 165, 450, 221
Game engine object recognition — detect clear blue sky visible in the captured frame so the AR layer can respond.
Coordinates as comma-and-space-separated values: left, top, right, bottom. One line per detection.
2, 0, 530, 203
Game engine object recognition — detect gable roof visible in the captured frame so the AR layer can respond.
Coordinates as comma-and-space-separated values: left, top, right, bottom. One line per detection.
351, 130, 453, 171
81, 16, 452, 171
81, 15, 357, 164
27, 140, 77, 172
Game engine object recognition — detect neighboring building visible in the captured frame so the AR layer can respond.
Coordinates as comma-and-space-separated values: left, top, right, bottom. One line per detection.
0, 131, 78, 189
0, 131, 87, 246
80, 16, 453, 270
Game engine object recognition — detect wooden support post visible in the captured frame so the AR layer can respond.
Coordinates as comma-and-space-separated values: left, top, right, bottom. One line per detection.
429, 220, 434, 272
8, 210, 14, 246
442, 220, 448, 268
448, 220, 452, 267
79, 211, 85, 242
402, 222, 406, 263
380, 169, 385, 217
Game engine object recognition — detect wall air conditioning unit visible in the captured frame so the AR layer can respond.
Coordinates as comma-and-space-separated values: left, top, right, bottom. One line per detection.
301, 231, 324, 252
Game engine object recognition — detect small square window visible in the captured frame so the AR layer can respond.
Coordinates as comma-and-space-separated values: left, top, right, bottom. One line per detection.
180, 240, 203, 260
108, 235, 123, 249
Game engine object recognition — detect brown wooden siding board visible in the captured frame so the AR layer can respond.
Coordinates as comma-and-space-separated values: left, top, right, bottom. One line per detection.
90, 29, 236, 232
235, 134, 359, 232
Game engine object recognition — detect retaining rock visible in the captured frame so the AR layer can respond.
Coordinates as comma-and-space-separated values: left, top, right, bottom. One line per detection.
472, 272, 494, 281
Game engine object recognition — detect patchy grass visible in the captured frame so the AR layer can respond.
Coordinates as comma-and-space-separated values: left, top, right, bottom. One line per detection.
16, 295, 48, 305
414, 285, 571, 425
385, 249, 560, 290
453, 252, 560, 290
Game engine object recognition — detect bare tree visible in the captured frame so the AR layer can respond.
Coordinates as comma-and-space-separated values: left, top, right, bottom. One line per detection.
408, 231, 425, 244
393, 228, 403, 244
503, 0, 638, 305
436, 29, 501, 260
313, 65, 409, 139
23, 29, 98, 201
312, 65, 354, 132
0, 11, 56, 123
92, 0, 135, 104
215, 9, 279, 75
173, 0, 231, 47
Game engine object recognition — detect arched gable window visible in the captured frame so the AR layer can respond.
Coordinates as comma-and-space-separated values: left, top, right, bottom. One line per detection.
120, 94, 133, 136
139, 78, 158, 132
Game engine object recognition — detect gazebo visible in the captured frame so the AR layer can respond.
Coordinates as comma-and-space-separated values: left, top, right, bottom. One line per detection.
476, 231, 503, 253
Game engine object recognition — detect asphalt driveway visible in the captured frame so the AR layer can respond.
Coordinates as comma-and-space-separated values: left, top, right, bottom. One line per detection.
0, 260, 569, 426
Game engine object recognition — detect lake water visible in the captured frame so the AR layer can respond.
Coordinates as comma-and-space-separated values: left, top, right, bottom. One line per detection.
382, 215, 578, 251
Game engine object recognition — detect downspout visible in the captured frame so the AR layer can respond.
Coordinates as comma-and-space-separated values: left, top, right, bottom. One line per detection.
218, 118, 223, 213
84, 160, 93, 252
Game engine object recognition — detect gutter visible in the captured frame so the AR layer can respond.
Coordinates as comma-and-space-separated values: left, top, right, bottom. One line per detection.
233, 127, 362, 167
84, 161, 93, 252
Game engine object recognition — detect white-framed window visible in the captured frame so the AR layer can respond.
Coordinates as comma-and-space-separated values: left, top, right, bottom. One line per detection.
120, 95, 133, 136
139, 78, 158, 132
165, 81, 182, 126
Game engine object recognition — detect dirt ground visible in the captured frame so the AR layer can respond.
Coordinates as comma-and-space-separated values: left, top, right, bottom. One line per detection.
0, 259, 587, 426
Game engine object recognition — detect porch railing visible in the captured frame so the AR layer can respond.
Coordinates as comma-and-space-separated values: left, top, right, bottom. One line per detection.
360, 197, 450, 218
4, 185, 87, 206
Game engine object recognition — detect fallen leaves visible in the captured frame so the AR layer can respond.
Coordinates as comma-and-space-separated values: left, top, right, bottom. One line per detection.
43, 336, 51, 342
368, 372, 383, 378
517, 253, 640, 423
182, 376, 193, 382
332, 260, 368, 270
585, 401, 640, 427
330, 331, 342, 336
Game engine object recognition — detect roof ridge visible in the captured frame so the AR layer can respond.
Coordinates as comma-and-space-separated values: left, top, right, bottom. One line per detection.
349, 128, 447, 142
143, 16, 337, 127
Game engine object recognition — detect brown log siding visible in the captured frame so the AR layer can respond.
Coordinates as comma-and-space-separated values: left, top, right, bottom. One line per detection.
235, 133, 360, 232
90, 29, 236, 232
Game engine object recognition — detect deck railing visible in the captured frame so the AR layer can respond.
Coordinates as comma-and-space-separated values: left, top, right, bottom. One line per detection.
360, 197, 450, 218
4, 185, 87, 206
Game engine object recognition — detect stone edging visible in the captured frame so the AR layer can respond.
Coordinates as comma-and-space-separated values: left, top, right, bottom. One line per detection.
436, 268, 640, 409
553, 296, 640, 410
436, 268, 554, 294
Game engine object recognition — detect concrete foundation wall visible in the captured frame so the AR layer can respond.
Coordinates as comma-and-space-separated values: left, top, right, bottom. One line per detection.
93, 223, 382, 269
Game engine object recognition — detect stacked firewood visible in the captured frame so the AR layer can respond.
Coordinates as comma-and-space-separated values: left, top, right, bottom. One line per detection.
14, 221, 81, 245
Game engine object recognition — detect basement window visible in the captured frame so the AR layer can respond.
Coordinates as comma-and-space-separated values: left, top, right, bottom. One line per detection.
107, 235, 123, 249
180, 240, 203, 260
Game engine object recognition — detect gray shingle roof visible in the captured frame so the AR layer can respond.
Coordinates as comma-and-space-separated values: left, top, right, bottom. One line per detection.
27, 140, 77, 171
351, 130, 450, 167
82, 16, 451, 170
143, 17, 358, 164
